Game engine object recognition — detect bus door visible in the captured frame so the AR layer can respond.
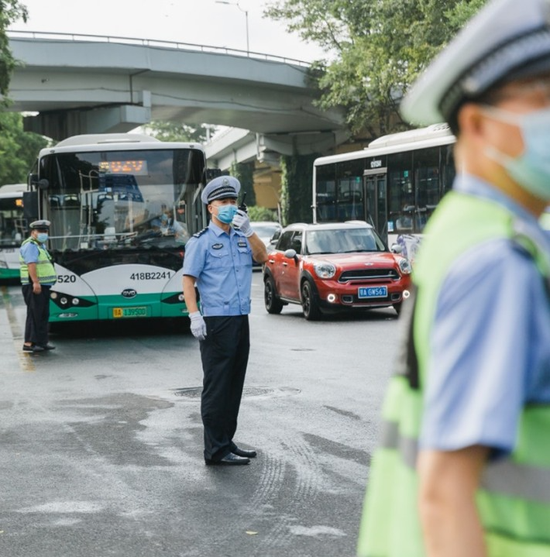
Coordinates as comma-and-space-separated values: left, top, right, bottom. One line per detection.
364, 169, 388, 244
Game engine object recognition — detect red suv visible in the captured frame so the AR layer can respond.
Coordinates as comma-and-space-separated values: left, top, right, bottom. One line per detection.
263, 222, 412, 320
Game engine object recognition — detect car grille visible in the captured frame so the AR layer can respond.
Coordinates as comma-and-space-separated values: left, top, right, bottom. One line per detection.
339, 268, 399, 283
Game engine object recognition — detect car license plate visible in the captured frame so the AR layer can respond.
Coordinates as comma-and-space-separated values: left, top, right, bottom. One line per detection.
358, 286, 387, 299
112, 306, 148, 318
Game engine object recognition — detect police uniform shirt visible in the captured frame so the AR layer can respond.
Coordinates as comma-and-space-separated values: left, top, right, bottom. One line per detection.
420, 173, 550, 457
183, 221, 252, 316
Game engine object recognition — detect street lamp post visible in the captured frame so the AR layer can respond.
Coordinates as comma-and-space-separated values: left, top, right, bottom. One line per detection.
215, 0, 249, 55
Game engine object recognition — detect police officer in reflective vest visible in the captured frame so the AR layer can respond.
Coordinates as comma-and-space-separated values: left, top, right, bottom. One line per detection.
182, 176, 268, 466
19, 220, 57, 353
358, 0, 550, 555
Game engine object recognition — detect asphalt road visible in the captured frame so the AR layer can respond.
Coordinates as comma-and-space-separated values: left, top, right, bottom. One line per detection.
0, 273, 401, 557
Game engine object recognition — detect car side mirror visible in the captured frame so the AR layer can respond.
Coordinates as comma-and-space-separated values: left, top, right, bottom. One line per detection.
391, 243, 403, 254
284, 248, 297, 259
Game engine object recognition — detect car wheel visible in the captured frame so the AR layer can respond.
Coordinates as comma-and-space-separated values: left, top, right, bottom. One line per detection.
393, 303, 402, 316
301, 280, 322, 321
264, 276, 283, 314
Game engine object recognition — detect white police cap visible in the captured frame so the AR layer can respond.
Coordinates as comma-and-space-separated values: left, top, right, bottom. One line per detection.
401, 0, 550, 126
29, 219, 51, 230
201, 176, 241, 204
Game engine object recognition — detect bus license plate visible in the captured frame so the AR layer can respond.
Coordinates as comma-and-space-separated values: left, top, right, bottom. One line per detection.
358, 286, 387, 299
113, 306, 148, 318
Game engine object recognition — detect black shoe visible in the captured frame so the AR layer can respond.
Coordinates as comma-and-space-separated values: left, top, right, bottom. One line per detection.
38, 343, 56, 350
22, 344, 45, 353
205, 453, 250, 466
232, 447, 257, 458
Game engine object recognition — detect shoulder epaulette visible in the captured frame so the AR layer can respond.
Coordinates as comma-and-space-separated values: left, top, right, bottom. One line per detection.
193, 227, 208, 238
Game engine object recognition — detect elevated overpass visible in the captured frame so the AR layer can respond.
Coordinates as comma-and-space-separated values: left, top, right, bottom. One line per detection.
6, 31, 348, 162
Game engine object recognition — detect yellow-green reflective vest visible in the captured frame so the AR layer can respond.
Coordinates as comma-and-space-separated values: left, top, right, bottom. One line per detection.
358, 191, 550, 557
19, 237, 57, 285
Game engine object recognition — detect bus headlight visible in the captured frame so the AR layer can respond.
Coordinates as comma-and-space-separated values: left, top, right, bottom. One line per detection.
313, 262, 336, 279
398, 258, 412, 275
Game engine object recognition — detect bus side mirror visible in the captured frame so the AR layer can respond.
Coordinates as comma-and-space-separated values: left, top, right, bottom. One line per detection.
37, 179, 49, 190
205, 168, 223, 182
23, 191, 39, 223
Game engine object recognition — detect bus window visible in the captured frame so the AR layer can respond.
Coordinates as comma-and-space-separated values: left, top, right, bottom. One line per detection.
336, 160, 364, 221
387, 152, 414, 234
316, 164, 336, 222
442, 144, 456, 195
414, 147, 440, 232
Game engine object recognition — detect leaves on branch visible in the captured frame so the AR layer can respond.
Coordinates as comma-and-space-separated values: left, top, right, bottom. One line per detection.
264, 0, 487, 139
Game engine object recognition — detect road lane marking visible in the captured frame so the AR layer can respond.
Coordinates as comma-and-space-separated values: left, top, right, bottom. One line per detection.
1, 286, 35, 373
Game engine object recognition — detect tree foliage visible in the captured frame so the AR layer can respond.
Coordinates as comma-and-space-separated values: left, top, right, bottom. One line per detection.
265, 0, 487, 138
0, 0, 27, 101
141, 121, 217, 144
0, 112, 50, 185
230, 161, 256, 207
280, 153, 318, 225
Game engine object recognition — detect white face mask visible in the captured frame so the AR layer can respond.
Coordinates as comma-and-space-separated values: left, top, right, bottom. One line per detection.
482, 104, 550, 201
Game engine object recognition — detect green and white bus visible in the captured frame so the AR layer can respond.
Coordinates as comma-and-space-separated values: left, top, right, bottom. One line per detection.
28, 133, 208, 323
0, 183, 27, 281
313, 124, 456, 259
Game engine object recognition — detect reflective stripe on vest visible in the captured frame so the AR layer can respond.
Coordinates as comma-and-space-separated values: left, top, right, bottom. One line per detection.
380, 418, 550, 505
19, 238, 57, 285
358, 192, 550, 557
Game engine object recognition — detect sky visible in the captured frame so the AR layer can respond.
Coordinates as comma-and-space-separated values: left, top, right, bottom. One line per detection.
9, 0, 325, 63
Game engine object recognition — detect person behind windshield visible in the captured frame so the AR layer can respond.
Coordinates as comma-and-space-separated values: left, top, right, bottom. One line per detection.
150, 204, 189, 243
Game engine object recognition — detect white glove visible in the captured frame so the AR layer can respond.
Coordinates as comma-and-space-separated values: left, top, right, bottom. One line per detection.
232, 210, 253, 237
189, 311, 207, 341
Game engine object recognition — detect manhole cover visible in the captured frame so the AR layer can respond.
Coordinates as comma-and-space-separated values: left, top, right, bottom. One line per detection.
173, 386, 300, 399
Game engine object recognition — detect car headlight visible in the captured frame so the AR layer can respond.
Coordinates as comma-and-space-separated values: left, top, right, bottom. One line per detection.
398, 258, 412, 275
313, 261, 336, 279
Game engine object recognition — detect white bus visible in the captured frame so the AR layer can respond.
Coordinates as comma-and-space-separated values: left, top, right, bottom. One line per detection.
29, 133, 208, 323
313, 124, 456, 255
0, 183, 27, 281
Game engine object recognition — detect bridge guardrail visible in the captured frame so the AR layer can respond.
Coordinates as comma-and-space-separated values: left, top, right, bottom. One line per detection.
7, 30, 311, 68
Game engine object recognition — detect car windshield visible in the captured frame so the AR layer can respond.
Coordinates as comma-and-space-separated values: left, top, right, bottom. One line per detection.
305, 228, 385, 254
251, 223, 280, 237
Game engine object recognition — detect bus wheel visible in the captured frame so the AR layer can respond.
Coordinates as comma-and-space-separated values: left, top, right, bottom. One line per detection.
264, 276, 283, 314
301, 280, 321, 321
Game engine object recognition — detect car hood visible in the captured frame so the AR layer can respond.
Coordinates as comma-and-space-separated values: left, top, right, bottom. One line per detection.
306, 252, 398, 268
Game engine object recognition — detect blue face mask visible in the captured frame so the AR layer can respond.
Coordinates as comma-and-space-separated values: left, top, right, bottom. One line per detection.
36, 233, 48, 243
215, 204, 238, 224
483, 105, 550, 201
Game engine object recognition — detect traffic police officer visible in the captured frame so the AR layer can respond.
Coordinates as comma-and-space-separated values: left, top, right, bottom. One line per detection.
19, 220, 57, 353
358, 0, 550, 555
182, 176, 268, 466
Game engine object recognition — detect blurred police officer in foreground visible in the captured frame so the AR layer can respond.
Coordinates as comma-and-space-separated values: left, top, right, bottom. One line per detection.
358, 0, 550, 555
182, 176, 268, 466
19, 220, 57, 353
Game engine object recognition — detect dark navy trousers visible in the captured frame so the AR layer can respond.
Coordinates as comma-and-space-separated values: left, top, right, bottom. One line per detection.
22, 284, 51, 346
199, 315, 250, 461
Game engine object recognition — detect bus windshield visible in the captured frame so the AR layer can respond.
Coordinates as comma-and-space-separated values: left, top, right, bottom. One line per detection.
41, 148, 204, 251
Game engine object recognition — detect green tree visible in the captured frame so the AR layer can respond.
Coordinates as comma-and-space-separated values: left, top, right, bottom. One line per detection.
0, 112, 50, 185
280, 153, 318, 225
141, 121, 217, 144
0, 0, 27, 102
265, 0, 487, 139
230, 161, 256, 207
